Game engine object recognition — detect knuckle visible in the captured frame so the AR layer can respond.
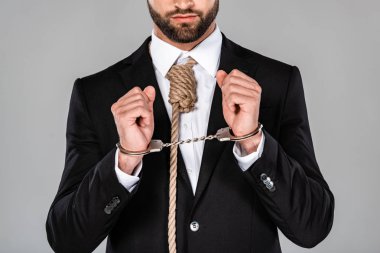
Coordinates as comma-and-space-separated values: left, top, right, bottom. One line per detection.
116, 96, 124, 103
245, 89, 253, 97
129, 86, 141, 95
231, 69, 239, 75
115, 108, 122, 116
133, 86, 142, 92
256, 85, 262, 94
229, 76, 238, 84
111, 104, 116, 113
227, 84, 237, 94
223, 83, 230, 93
131, 93, 143, 102
114, 111, 121, 121
137, 93, 146, 101
136, 100, 145, 107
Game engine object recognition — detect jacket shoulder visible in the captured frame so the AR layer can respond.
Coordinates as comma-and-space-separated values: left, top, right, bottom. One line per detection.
77, 54, 132, 87
223, 37, 299, 114
226, 38, 294, 74
76, 37, 150, 89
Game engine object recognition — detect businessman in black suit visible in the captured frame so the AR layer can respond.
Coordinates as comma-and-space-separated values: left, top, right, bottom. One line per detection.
46, 0, 334, 252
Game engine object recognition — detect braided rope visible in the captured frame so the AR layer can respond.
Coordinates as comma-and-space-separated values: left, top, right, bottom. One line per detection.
166, 58, 197, 253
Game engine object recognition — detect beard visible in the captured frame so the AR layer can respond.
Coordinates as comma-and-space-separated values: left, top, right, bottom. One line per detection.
147, 1, 219, 43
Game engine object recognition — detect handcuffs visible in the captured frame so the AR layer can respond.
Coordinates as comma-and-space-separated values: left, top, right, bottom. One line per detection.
116, 123, 263, 156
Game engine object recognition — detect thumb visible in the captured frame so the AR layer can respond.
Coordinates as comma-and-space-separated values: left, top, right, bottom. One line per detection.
216, 70, 228, 88
143, 86, 156, 109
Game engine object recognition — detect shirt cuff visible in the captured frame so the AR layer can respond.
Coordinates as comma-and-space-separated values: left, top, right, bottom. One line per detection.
114, 148, 142, 192
233, 131, 265, 171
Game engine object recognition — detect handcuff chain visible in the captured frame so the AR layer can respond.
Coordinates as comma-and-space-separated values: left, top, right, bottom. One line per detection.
162, 134, 218, 148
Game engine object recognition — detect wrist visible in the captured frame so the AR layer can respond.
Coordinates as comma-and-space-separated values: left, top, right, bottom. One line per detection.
118, 151, 142, 175
238, 130, 262, 154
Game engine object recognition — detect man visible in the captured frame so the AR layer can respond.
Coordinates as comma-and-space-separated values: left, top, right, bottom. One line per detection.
46, 0, 334, 252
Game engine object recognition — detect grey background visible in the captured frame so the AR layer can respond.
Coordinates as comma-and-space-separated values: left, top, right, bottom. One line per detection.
0, 0, 379, 252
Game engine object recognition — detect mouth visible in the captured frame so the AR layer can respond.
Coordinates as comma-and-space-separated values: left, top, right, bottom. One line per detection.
171, 14, 199, 23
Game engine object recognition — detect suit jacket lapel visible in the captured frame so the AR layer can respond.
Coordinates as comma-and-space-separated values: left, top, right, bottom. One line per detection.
191, 34, 259, 211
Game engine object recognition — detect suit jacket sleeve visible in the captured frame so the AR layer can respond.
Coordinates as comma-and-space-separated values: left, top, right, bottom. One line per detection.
46, 79, 135, 253
242, 66, 334, 248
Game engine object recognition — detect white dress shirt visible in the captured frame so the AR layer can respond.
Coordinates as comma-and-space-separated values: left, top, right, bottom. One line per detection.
115, 26, 265, 194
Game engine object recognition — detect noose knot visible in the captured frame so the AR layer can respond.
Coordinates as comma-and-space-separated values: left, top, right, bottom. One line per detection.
166, 58, 197, 113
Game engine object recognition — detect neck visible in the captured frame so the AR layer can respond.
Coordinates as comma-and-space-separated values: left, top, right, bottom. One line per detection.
153, 22, 216, 51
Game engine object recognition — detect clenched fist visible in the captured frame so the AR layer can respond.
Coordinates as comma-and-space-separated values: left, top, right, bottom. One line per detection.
216, 69, 262, 154
111, 86, 156, 174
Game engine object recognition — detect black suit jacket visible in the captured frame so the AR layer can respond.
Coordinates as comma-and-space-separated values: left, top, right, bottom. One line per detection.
46, 34, 334, 253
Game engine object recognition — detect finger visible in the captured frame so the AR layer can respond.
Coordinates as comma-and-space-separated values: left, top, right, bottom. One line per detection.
222, 99, 236, 113
225, 92, 259, 112
111, 87, 148, 115
223, 75, 262, 93
117, 87, 151, 107
115, 92, 149, 109
229, 69, 262, 93
119, 86, 143, 101
116, 94, 152, 114
118, 99, 149, 113
216, 70, 228, 88
224, 83, 260, 99
117, 105, 153, 126
229, 69, 255, 82
143, 86, 156, 110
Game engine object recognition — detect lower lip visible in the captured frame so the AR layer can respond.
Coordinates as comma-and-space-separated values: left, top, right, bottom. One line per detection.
172, 16, 197, 22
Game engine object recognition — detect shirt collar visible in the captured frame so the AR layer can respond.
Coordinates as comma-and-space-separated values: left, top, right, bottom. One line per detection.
150, 25, 222, 78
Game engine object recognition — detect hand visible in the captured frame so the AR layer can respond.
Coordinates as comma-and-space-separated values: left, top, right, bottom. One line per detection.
216, 69, 262, 153
111, 86, 156, 174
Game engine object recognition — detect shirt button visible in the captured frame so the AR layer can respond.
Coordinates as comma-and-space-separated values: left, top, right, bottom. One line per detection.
188, 168, 192, 173
190, 221, 199, 232
184, 123, 188, 129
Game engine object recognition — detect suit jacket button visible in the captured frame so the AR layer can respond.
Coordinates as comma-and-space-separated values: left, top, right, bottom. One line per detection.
190, 221, 199, 232
260, 173, 268, 181
104, 205, 112, 215
266, 181, 274, 189
112, 196, 120, 205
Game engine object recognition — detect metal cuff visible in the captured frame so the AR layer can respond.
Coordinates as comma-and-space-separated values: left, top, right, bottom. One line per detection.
116, 140, 164, 156
216, 123, 263, 142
